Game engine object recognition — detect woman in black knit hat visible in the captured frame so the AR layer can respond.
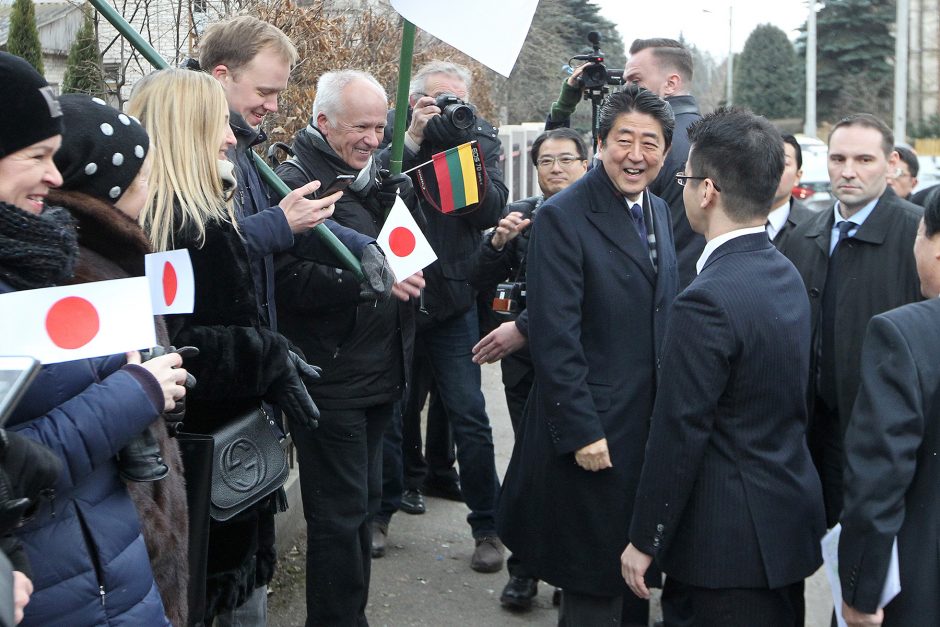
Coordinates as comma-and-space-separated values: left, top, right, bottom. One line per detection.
0, 51, 186, 627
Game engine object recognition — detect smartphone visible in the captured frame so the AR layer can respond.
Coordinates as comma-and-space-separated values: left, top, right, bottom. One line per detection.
319, 175, 355, 198
0, 356, 40, 426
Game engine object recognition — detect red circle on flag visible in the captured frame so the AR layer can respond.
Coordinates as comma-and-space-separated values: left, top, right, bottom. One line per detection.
162, 261, 178, 307
45, 296, 100, 349
389, 227, 416, 257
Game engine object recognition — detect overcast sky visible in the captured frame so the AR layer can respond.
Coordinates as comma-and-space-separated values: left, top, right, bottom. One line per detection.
591, 0, 811, 60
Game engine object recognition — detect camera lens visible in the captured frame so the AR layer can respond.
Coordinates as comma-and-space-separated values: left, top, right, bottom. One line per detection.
446, 103, 475, 130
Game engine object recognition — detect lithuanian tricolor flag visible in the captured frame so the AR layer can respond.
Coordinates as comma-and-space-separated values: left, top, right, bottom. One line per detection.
414, 141, 487, 214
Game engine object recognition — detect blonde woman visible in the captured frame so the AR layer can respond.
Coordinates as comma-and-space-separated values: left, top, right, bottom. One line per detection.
129, 68, 320, 625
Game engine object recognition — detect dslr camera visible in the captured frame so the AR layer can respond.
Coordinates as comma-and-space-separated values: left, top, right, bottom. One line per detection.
435, 93, 476, 131
570, 31, 624, 92
492, 281, 525, 319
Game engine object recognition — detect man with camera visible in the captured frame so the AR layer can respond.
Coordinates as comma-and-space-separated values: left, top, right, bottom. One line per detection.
469, 127, 588, 611
550, 37, 704, 289
498, 85, 677, 626
377, 60, 509, 573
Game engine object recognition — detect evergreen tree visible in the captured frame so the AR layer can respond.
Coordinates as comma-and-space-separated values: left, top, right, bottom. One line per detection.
7, 0, 44, 75
62, 8, 105, 98
733, 24, 801, 119
797, 0, 895, 123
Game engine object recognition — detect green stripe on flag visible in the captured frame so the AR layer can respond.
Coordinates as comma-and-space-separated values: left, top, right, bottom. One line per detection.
444, 147, 467, 209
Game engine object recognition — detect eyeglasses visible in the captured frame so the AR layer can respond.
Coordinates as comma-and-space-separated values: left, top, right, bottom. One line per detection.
675, 172, 721, 191
536, 155, 583, 169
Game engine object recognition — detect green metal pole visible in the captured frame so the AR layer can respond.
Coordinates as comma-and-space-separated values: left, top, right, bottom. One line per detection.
388, 20, 416, 176
86, 0, 363, 281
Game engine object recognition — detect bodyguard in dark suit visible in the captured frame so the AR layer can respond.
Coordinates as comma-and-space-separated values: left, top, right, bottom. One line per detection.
623, 108, 825, 627
767, 134, 817, 250
779, 114, 923, 527
839, 196, 940, 627
498, 86, 677, 626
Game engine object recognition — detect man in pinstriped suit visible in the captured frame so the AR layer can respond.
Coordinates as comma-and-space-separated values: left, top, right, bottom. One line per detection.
622, 108, 825, 626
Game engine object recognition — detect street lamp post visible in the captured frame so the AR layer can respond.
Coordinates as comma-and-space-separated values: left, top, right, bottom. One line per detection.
726, 4, 734, 106
804, 0, 817, 137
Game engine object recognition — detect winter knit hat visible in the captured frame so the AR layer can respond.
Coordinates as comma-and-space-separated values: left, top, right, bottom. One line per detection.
54, 94, 150, 202
0, 52, 63, 158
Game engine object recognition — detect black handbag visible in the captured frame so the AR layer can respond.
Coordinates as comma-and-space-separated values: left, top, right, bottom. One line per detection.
179, 406, 290, 523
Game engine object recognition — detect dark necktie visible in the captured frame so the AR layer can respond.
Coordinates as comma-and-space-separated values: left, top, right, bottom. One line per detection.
629, 203, 648, 244
817, 220, 856, 410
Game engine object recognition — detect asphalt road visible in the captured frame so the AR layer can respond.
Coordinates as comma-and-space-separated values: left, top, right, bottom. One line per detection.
268, 363, 834, 626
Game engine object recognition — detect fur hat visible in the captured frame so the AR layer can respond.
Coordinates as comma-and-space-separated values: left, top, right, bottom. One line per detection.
54, 94, 150, 202
0, 52, 63, 158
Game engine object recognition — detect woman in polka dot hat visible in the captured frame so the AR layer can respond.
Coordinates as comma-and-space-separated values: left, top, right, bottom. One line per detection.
0, 54, 182, 626
46, 93, 191, 627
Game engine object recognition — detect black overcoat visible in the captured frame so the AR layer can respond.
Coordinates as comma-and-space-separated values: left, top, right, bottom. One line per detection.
497, 165, 677, 595
840, 297, 940, 624
779, 188, 923, 426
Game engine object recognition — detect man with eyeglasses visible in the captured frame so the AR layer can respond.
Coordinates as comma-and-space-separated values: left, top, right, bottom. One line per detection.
498, 85, 677, 626
623, 107, 825, 627
468, 127, 588, 612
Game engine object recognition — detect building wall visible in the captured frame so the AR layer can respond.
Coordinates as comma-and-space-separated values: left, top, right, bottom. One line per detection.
910, 0, 940, 127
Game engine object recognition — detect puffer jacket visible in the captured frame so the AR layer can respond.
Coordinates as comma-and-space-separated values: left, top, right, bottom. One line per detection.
2, 278, 170, 626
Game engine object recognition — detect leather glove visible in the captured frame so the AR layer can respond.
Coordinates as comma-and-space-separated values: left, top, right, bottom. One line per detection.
378, 170, 418, 212
140, 345, 199, 421
0, 431, 60, 504
359, 243, 394, 301
0, 430, 62, 533
423, 114, 473, 150
265, 351, 320, 430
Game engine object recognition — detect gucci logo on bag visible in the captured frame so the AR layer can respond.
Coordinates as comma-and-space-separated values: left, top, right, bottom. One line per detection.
219, 438, 266, 492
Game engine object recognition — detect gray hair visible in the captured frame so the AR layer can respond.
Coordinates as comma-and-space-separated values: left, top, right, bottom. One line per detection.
409, 60, 472, 100
312, 70, 388, 122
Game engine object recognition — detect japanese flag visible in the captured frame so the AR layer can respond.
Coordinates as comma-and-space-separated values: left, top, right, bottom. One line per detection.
0, 277, 156, 364
377, 196, 437, 281
145, 249, 195, 315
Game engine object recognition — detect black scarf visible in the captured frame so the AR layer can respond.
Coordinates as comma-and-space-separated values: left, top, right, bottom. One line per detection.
0, 201, 78, 290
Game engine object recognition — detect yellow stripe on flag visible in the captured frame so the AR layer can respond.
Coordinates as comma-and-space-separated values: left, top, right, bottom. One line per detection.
457, 143, 478, 205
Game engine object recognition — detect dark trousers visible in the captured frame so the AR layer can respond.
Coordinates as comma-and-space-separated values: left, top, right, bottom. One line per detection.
662, 576, 805, 627
808, 398, 844, 527
292, 403, 392, 626
556, 590, 649, 627
422, 307, 500, 536
502, 352, 536, 578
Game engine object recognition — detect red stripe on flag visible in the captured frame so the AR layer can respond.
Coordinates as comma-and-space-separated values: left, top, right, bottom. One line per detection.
432, 151, 455, 213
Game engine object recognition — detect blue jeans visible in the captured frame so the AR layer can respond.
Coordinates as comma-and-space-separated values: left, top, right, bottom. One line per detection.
422, 307, 500, 536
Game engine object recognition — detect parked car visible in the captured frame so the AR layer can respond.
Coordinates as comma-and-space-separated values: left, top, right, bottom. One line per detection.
792, 135, 832, 211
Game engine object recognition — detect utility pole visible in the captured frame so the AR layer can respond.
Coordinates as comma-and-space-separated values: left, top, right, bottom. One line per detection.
894, 0, 910, 143
804, 0, 817, 137
726, 4, 734, 106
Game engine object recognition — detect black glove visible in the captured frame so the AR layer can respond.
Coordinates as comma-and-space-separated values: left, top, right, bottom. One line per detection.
0, 430, 61, 533
378, 170, 418, 213
359, 243, 394, 301
265, 351, 320, 430
424, 114, 473, 150
140, 346, 199, 421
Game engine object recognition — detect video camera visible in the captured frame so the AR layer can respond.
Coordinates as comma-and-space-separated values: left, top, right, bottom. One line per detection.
570, 32, 624, 94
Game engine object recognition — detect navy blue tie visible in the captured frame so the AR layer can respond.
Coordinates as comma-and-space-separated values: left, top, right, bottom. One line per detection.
629, 203, 648, 244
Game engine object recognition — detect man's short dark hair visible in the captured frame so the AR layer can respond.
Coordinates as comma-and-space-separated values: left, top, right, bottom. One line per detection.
529, 128, 588, 166
687, 107, 785, 221
828, 113, 894, 156
925, 187, 940, 237
895, 145, 919, 177
597, 84, 675, 150
781, 133, 802, 170
629, 38, 693, 82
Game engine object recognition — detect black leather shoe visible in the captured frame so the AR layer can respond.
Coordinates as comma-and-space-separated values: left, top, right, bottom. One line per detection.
400, 489, 426, 515
422, 480, 464, 502
371, 521, 388, 559
499, 575, 537, 611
